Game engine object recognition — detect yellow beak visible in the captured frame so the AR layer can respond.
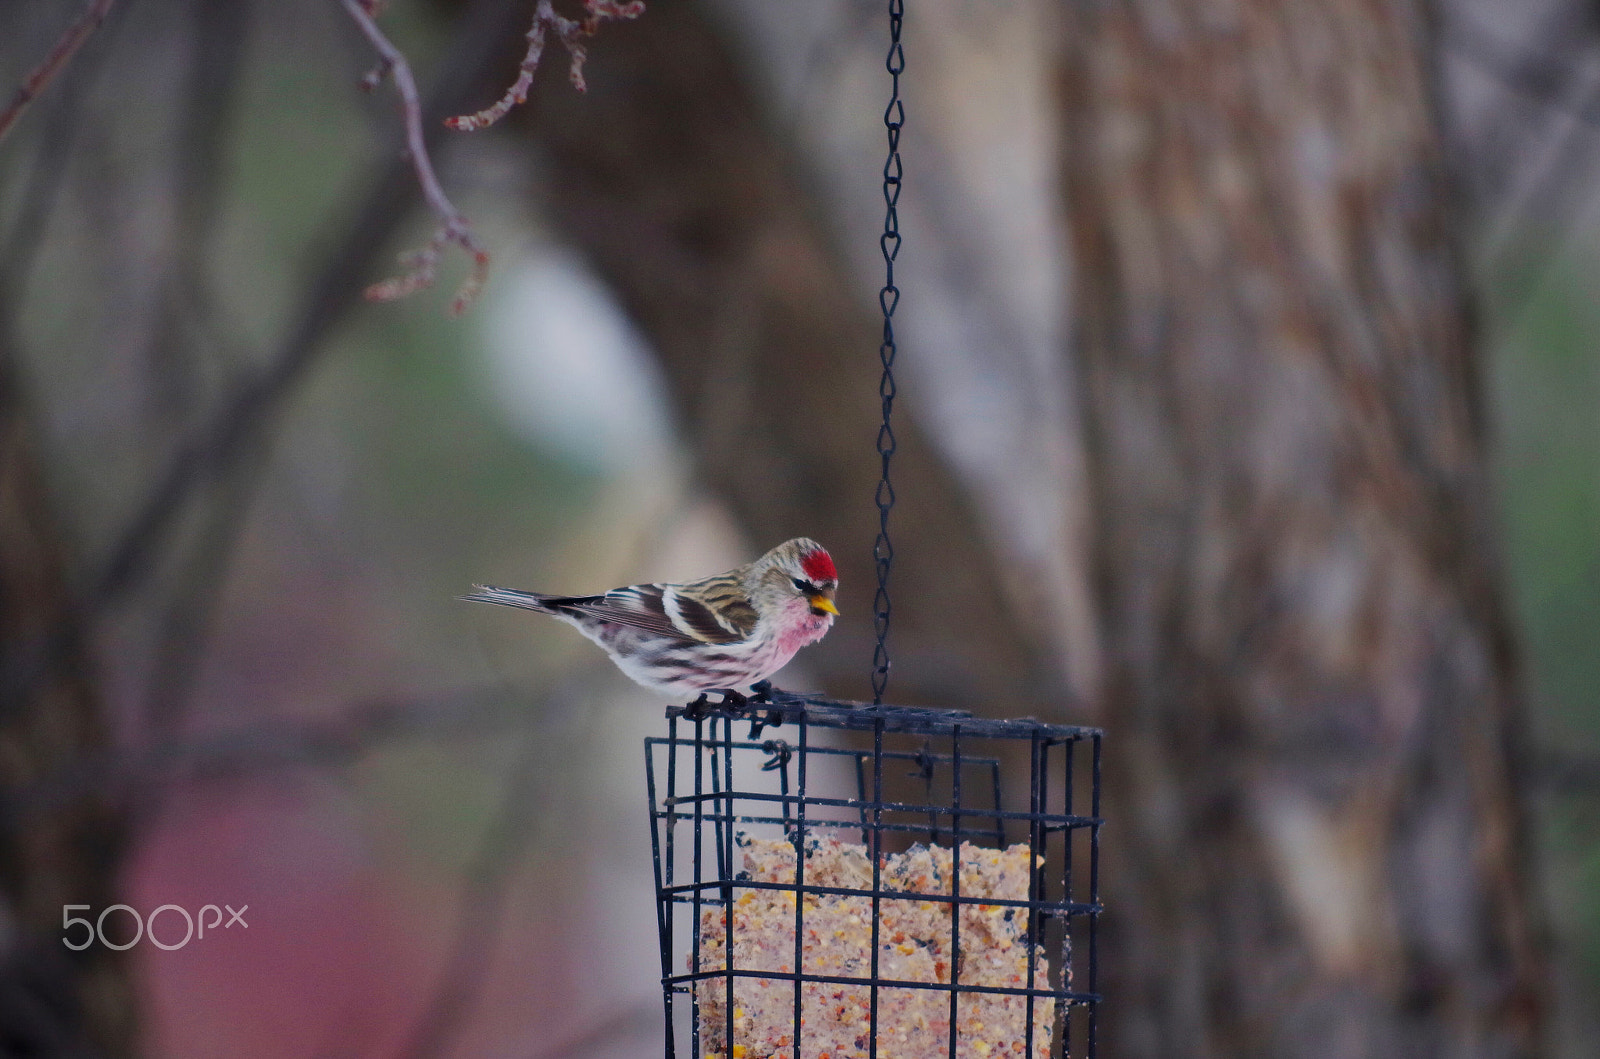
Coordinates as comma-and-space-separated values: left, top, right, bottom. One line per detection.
809, 594, 840, 616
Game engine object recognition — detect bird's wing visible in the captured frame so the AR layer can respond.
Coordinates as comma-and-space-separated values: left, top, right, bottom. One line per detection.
547, 581, 753, 645
539, 585, 680, 637
669, 572, 760, 642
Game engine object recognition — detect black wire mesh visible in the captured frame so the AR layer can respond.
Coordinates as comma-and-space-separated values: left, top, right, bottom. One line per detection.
646, 691, 1102, 1059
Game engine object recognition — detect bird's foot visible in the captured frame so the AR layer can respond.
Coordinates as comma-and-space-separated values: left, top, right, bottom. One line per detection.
687, 686, 785, 731
744, 682, 786, 737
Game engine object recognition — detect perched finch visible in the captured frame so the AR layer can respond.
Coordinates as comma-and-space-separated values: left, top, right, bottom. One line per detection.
465, 538, 839, 699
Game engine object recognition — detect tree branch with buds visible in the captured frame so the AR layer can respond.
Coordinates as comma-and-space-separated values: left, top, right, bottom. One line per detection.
0, 0, 118, 146
447, 0, 645, 131
340, 0, 489, 314
340, 0, 643, 313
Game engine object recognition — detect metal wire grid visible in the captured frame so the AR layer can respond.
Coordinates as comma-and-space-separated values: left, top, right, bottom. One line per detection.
646, 695, 1102, 1059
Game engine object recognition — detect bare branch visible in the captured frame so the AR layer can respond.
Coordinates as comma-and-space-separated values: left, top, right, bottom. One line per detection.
138, 447, 263, 739
339, 0, 490, 314
1, 686, 531, 825
0, 0, 118, 146
341, 0, 642, 309
0, 0, 531, 721
446, 0, 645, 132
138, 0, 255, 419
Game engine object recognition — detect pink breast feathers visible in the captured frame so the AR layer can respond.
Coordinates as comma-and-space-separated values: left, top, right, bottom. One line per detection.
774, 611, 832, 655
801, 549, 837, 584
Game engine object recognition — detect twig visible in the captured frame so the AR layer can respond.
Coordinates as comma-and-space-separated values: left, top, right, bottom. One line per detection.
138, 445, 264, 739
446, 0, 645, 131
0, 7, 114, 283
87, 0, 517, 591
0, 0, 529, 724
0, 0, 118, 146
340, 0, 490, 314
137, 0, 256, 420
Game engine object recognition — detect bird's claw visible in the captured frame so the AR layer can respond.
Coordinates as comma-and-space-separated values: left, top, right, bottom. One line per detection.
683, 693, 713, 720
685, 685, 785, 732
682, 689, 749, 721
716, 688, 749, 713
742, 682, 787, 736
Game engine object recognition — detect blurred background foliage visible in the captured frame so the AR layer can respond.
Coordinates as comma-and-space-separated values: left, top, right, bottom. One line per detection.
1493, 260, 1600, 996
0, 0, 1597, 1057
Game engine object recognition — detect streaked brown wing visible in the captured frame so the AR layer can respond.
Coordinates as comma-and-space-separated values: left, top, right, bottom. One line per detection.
672, 570, 760, 641
669, 593, 749, 644
555, 584, 686, 639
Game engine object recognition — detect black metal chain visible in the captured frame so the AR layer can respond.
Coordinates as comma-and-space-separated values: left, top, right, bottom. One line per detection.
871, 0, 904, 706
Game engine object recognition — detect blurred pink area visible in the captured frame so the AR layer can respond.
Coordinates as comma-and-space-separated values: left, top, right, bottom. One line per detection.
128, 781, 440, 1056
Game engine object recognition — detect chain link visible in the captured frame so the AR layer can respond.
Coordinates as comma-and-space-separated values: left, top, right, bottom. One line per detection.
871, 0, 904, 705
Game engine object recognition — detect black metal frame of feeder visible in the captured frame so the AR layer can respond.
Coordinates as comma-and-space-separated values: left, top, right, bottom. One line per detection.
646, 690, 1103, 1059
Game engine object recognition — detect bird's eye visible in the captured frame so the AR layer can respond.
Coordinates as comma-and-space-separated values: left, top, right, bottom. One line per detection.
791, 577, 814, 594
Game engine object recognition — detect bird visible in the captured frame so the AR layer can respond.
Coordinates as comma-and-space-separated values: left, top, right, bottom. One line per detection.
464, 538, 839, 701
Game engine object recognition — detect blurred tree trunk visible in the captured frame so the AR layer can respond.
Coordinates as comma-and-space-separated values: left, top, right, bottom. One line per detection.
530, 1, 1067, 712
0, 353, 134, 1055
1060, 2, 1547, 1057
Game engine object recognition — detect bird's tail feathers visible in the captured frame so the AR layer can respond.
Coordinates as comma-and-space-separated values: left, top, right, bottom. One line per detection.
462, 585, 574, 613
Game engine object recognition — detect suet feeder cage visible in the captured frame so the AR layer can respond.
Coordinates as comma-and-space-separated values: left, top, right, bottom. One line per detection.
646, 691, 1102, 1059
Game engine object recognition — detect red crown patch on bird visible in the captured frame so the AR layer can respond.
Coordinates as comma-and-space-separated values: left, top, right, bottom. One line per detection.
801, 548, 837, 584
